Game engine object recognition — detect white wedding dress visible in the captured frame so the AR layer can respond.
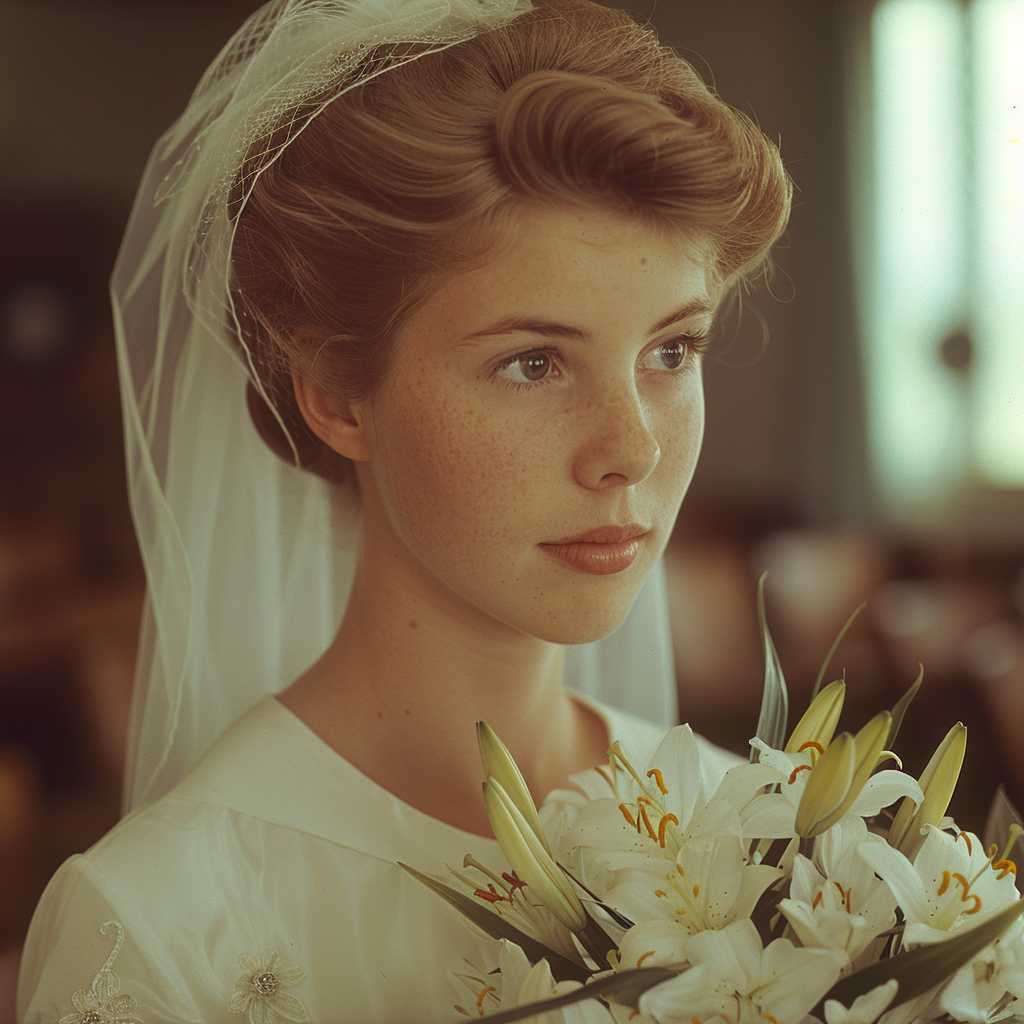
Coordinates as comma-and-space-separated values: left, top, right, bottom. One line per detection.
17, 696, 741, 1024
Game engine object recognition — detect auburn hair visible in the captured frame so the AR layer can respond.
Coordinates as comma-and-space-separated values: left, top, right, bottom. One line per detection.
232, 0, 792, 481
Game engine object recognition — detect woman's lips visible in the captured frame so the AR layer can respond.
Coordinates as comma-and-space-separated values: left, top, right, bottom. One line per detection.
538, 525, 648, 576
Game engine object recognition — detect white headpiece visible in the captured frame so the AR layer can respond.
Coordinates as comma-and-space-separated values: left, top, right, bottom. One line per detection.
114, 0, 678, 813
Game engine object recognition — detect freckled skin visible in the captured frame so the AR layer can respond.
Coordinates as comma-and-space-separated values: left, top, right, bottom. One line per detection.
283, 203, 717, 832
354, 203, 712, 646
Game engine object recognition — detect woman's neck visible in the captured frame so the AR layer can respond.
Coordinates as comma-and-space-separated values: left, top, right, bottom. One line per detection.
278, 542, 609, 837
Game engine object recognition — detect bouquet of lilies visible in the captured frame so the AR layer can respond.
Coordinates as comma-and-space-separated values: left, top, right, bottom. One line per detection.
404, 579, 1024, 1023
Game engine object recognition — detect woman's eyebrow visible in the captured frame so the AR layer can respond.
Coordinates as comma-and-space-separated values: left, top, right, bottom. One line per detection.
460, 298, 715, 344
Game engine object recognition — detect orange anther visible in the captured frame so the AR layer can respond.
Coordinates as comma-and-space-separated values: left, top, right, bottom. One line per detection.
619, 803, 638, 829
951, 872, 971, 895
692, 882, 700, 899
812, 891, 823, 909
637, 802, 658, 841
658, 813, 680, 848
637, 950, 656, 967
798, 741, 825, 756
655, 889, 668, 898
476, 985, 497, 1011
994, 859, 1017, 880
647, 768, 669, 795
788, 763, 814, 785
963, 894, 982, 915
955, 831, 973, 856
989, 843, 999, 859
937, 870, 951, 896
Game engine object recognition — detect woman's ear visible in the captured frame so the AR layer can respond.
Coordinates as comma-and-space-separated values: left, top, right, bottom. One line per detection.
292, 370, 372, 462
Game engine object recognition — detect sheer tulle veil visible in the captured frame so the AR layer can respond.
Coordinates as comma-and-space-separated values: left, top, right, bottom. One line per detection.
112, 0, 679, 814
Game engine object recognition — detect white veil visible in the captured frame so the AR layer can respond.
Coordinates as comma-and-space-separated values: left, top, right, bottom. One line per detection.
113, 0, 679, 814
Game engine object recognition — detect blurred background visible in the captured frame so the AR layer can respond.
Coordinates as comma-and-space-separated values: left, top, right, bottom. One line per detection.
0, 0, 1021, 1014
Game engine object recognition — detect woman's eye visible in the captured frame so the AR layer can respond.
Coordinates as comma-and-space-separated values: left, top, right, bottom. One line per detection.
647, 338, 692, 371
494, 350, 554, 383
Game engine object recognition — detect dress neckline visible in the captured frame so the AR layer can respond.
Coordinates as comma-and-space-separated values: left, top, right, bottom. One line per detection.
169, 691, 630, 873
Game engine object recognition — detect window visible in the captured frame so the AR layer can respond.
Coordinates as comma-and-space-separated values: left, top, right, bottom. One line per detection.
852, 0, 1023, 526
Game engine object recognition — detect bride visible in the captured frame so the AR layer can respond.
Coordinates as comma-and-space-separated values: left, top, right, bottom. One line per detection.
17, 0, 789, 1020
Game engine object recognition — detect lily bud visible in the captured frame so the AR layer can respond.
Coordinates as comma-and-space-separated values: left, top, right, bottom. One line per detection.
795, 711, 891, 838
888, 722, 967, 859
477, 721, 550, 855
483, 778, 588, 932
786, 679, 846, 755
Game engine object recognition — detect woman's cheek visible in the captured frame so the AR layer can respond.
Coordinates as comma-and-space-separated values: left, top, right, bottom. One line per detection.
370, 385, 548, 556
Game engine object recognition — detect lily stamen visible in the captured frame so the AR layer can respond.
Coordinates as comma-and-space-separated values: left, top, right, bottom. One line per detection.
798, 740, 825, 757
647, 768, 669, 795
476, 984, 497, 1012
833, 881, 852, 913
463, 855, 509, 892
788, 763, 813, 785
619, 803, 638, 829
501, 871, 528, 896
993, 859, 1017, 881
955, 831, 974, 856
637, 801, 658, 841
658, 812, 679, 848
473, 883, 511, 905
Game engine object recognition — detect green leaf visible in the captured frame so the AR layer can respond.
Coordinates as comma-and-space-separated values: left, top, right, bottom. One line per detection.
462, 966, 678, 1023
575, 909, 618, 968
398, 864, 591, 984
811, 601, 865, 701
886, 665, 923, 751
984, 785, 1024, 867
751, 572, 789, 761
821, 898, 1024, 1010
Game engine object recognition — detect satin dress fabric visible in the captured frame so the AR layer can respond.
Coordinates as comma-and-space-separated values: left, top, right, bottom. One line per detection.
17, 697, 742, 1024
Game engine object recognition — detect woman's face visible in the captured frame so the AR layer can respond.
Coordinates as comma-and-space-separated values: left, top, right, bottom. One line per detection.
352, 204, 715, 645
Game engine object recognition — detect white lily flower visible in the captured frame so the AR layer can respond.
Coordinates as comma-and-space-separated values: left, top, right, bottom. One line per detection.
938, 915, 1024, 1023
858, 825, 1024, 1022
497, 942, 615, 1024
554, 727, 791, 915
823, 978, 899, 1024
779, 818, 897, 966
859, 826, 1020, 941
638, 918, 847, 1024
452, 941, 615, 1023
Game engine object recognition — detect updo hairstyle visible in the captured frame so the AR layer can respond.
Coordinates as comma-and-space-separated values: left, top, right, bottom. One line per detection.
231, 0, 792, 482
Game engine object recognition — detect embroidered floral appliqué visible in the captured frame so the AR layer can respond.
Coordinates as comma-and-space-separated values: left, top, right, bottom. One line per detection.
59, 920, 142, 1024
229, 948, 309, 1023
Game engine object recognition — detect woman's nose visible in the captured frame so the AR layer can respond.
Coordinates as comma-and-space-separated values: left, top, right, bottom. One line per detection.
572, 382, 660, 490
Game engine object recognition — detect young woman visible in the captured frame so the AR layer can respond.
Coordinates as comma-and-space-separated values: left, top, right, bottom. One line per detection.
17, 0, 790, 1020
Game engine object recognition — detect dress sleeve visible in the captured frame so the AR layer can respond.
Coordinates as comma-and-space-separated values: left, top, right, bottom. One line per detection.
17, 855, 206, 1024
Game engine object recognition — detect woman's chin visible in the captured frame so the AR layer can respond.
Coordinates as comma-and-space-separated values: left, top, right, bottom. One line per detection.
522, 592, 643, 647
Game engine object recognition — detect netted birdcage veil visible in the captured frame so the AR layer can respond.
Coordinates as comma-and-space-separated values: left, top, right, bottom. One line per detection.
113, 0, 678, 813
